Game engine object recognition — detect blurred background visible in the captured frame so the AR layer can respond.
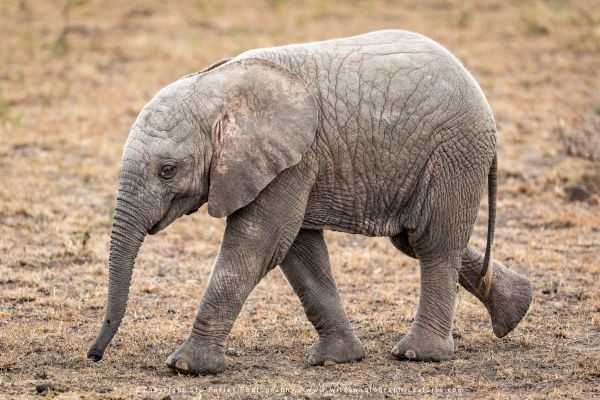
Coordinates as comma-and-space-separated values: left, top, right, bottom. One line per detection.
0, 1, 598, 397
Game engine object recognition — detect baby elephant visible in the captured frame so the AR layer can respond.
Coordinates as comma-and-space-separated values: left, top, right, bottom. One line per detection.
88, 30, 532, 375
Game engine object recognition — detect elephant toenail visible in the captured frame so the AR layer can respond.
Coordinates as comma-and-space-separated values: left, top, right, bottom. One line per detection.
175, 358, 189, 371
391, 346, 399, 356
405, 350, 416, 359
323, 359, 336, 366
307, 355, 316, 365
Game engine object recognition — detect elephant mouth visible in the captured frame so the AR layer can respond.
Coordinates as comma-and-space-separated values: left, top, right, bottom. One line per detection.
147, 221, 163, 235
147, 196, 206, 235
148, 216, 169, 235
185, 204, 201, 215
148, 204, 180, 235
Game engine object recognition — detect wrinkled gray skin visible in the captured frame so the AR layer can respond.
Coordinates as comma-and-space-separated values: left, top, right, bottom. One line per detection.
88, 30, 532, 375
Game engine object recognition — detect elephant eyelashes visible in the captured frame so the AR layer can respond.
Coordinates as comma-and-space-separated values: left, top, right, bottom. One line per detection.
159, 163, 177, 179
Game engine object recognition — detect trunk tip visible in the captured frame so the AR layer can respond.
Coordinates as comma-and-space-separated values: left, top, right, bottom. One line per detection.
87, 346, 104, 362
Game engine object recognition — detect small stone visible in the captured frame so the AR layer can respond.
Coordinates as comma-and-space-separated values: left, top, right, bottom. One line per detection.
96, 387, 112, 393
564, 184, 590, 202
35, 382, 52, 394
226, 348, 242, 357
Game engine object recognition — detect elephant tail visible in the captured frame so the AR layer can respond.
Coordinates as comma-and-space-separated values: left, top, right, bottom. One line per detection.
480, 153, 497, 296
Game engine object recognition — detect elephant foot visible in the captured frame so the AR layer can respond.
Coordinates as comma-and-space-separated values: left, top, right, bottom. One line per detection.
166, 338, 226, 375
391, 332, 454, 362
307, 332, 365, 366
486, 268, 532, 338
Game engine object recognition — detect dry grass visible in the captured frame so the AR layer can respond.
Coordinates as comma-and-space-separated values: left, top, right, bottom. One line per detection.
1, 0, 599, 398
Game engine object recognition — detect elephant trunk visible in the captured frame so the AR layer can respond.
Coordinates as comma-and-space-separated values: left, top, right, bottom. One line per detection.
87, 193, 148, 361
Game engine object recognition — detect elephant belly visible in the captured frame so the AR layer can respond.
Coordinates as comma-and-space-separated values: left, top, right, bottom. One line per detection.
301, 205, 407, 237
301, 152, 413, 237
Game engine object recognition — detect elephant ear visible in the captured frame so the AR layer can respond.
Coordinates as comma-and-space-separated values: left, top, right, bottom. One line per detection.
207, 58, 318, 218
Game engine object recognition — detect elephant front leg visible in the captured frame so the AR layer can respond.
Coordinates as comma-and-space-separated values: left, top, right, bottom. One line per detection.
280, 229, 364, 366
166, 245, 264, 375
392, 252, 460, 361
166, 166, 314, 375
167, 230, 296, 375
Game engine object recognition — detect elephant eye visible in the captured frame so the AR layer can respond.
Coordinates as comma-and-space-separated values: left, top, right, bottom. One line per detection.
159, 163, 177, 179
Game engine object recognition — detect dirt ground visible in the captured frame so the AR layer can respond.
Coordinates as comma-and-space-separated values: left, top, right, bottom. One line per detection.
1, 0, 599, 398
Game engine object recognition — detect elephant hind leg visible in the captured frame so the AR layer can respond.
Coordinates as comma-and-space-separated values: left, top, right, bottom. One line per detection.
391, 145, 492, 362
460, 246, 532, 338
391, 245, 459, 362
391, 234, 532, 338
280, 229, 364, 366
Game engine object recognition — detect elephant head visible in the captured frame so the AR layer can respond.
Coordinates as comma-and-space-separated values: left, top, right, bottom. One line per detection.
87, 58, 318, 361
